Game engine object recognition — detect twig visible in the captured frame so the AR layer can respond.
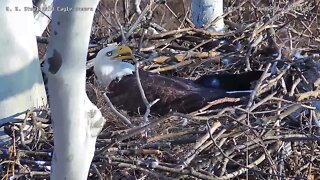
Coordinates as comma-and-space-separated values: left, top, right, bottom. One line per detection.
311, 110, 320, 136
126, 5, 150, 39
108, 155, 219, 180
220, 145, 277, 179
163, 2, 183, 27
190, 97, 241, 116
134, 0, 142, 14
206, 122, 262, 177
264, 134, 320, 142
296, 89, 320, 101
96, 8, 114, 27
249, 91, 277, 112
114, 0, 128, 45
146, 130, 206, 143
151, 51, 218, 64
91, 163, 103, 180
246, 63, 271, 110
103, 94, 133, 128
96, 113, 172, 156
180, 121, 222, 169
149, 59, 193, 73
245, 34, 263, 71
132, 55, 159, 126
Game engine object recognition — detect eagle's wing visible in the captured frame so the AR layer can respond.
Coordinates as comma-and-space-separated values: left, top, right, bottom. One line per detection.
107, 70, 248, 115
194, 71, 264, 91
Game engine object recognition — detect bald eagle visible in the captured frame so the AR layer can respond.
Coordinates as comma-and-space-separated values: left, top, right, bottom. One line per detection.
93, 45, 253, 115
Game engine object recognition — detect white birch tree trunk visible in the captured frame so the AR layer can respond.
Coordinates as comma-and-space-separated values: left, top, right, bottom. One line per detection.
0, 1, 47, 127
42, 0, 104, 179
191, 0, 224, 32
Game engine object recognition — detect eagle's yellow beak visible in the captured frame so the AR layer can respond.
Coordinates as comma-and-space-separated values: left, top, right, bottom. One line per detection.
113, 45, 133, 60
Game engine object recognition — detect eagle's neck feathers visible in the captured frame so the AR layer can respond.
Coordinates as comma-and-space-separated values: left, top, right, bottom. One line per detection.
94, 59, 135, 86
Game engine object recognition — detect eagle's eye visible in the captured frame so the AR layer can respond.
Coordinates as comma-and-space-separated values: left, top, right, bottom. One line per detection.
106, 51, 112, 57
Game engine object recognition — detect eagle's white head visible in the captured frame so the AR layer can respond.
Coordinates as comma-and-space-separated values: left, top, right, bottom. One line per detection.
93, 45, 135, 86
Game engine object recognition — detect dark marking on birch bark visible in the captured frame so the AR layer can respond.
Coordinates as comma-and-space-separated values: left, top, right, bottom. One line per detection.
48, 49, 62, 74
57, 21, 60, 25
54, 31, 58, 35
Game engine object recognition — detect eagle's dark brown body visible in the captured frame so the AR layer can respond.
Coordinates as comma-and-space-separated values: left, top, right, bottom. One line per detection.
107, 70, 250, 115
